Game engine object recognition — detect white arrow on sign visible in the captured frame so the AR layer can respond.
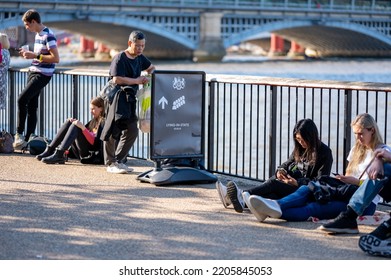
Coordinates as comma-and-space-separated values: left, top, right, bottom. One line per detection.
159, 96, 168, 109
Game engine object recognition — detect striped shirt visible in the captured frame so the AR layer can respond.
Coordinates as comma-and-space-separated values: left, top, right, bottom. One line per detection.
29, 27, 57, 76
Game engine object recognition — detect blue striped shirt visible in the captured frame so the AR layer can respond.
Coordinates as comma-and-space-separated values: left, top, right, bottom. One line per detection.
29, 27, 57, 76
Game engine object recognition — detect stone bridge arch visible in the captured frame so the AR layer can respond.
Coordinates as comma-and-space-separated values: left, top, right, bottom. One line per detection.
224, 20, 391, 57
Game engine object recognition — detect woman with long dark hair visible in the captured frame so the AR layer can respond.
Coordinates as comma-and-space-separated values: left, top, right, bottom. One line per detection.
36, 96, 105, 164
216, 118, 333, 213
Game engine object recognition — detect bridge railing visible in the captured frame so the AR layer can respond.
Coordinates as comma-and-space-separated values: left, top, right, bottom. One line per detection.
2, 68, 391, 181
0, 0, 390, 13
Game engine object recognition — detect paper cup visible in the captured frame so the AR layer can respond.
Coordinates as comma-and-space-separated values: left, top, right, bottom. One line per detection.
21, 45, 29, 51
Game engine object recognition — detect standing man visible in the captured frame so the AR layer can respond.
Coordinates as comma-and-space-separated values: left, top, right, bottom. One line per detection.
101, 30, 155, 174
13, 9, 60, 149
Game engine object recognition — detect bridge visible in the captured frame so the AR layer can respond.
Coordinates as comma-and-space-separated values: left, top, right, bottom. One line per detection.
1, 0, 391, 61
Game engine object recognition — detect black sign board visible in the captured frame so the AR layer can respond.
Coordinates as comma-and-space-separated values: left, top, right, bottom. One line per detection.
150, 70, 205, 160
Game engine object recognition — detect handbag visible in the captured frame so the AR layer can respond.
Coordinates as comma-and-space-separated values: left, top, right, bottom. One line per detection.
0, 130, 14, 153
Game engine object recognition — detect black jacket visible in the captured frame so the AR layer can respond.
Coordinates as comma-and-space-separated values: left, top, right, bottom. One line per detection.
278, 142, 333, 187
100, 88, 137, 141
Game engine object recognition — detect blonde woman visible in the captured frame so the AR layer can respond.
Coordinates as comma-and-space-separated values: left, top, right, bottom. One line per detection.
0, 33, 11, 109
319, 113, 391, 234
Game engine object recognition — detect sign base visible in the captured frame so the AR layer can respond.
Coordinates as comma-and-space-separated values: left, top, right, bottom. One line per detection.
137, 166, 217, 186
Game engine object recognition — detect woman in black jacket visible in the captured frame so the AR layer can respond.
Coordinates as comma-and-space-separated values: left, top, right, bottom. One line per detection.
36, 96, 105, 164
216, 118, 333, 213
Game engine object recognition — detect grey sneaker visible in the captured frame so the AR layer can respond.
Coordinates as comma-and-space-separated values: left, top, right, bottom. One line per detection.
107, 162, 128, 174
215, 181, 231, 208
359, 219, 391, 258
117, 162, 134, 173
248, 195, 282, 220
227, 181, 245, 213
13, 133, 27, 149
242, 192, 267, 222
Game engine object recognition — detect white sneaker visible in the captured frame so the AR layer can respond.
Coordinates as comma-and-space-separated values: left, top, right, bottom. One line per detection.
118, 162, 134, 173
13, 133, 27, 149
242, 192, 267, 222
107, 162, 128, 174
215, 181, 231, 208
248, 195, 282, 221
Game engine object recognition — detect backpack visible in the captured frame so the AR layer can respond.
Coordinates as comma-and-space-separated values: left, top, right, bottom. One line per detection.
26, 136, 50, 155
0, 130, 14, 153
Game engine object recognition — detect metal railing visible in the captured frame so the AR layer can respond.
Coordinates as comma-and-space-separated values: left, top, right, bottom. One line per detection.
2, 68, 391, 181
1, 0, 390, 13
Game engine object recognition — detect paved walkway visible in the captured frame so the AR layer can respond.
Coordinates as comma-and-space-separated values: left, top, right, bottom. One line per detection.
0, 153, 388, 260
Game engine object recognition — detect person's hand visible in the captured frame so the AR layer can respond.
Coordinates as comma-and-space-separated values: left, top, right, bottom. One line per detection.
367, 157, 384, 180
19, 50, 35, 59
136, 76, 149, 85
374, 148, 391, 162
72, 119, 85, 130
279, 175, 298, 187
336, 174, 359, 185
276, 169, 288, 181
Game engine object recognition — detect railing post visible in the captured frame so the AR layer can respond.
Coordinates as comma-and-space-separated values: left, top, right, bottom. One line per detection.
207, 79, 216, 172
72, 75, 79, 118
39, 89, 44, 136
344, 89, 353, 173
269, 85, 278, 178
9, 69, 16, 134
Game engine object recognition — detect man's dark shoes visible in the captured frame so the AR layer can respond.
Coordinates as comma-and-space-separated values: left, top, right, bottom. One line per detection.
359, 219, 391, 258
318, 211, 359, 234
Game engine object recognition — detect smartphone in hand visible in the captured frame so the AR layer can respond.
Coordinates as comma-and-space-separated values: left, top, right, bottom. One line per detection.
332, 172, 339, 176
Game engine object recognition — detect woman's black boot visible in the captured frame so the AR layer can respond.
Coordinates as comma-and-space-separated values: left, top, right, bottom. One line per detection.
41, 148, 65, 164
36, 146, 55, 161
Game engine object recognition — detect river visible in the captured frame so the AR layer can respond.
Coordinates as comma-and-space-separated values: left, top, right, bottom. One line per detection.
9, 48, 391, 83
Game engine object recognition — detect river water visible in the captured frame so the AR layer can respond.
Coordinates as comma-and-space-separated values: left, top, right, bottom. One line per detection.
10, 51, 391, 83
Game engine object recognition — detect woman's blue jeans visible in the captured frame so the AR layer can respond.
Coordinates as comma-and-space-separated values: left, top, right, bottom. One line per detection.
277, 185, 376, 221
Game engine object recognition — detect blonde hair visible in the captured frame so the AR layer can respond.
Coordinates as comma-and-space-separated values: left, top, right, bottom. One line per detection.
0, 33, 10, 49
346, 113, 384, 175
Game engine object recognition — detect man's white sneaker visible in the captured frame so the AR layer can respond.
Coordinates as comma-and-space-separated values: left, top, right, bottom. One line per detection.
242, 192, 267, 222
13, 133, 27, 149
248, 195, 282, 221
118, 162, 133, 173
216, 181, 231, 208
107, 162, 128, 174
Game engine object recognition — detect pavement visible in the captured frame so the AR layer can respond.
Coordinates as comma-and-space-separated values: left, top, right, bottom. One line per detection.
0, 152, 389, 260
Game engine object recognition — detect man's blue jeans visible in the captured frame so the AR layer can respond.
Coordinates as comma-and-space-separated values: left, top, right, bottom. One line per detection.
349, 163, 391, 215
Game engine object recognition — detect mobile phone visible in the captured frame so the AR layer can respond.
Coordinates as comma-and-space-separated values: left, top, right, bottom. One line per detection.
278, 168, 287, 176
332, 172, 339, 176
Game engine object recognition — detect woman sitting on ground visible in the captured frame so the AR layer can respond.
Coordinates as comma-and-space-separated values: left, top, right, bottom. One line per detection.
216, 118, 333, 213
37, 96, 105, 164
244, 113, 388, 223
